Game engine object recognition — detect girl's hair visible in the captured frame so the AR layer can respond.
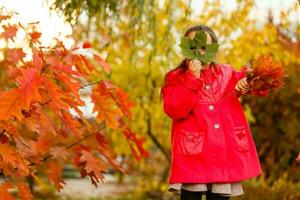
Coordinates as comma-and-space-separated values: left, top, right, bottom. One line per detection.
174, 25, 218, 73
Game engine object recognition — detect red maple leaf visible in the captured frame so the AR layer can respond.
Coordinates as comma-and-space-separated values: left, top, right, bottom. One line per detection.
17, 182, 33, 200
7, 48, 26, 63
29, 31, 41, 43
45, 162, 66, 192
2, 25, 18, 41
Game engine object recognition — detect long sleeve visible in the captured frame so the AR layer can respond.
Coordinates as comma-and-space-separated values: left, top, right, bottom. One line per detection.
161, 70, 201, 120
232, 65, 249, 82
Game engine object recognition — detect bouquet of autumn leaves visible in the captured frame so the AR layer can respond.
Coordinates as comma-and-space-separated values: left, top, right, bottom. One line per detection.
244, 55, 288, 96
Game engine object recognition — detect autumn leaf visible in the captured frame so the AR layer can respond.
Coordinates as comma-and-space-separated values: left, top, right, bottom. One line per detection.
28, 134, 51, 156
16, 68, 43, 109
22, 104, 57, 136
122, 128, 150, 161
49, 146, 68, 160
17, 182, 33, 200
7, 48, 26, 63
54, 72, 84, 105
32, 49, 44, 70
79, 149, 108, 186
93, 54, 111, 74
112, 86, 134, 119
51, 64, 81, 76
29, 31, 41, 43
45, 162, 66, 192
91, 89, 123, 129
0, 15, 11, 22
1, 24, 17, 41
0, 143, 30, 177
61, 112, 83, 138
95, 132, 126, 173
0, 89, 23, 120
0, 143, 19, 166
42, 78, 72, 111
0, 182, 15, 200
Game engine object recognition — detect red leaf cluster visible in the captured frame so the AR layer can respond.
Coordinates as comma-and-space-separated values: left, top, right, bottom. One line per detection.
246, 55, 288, 96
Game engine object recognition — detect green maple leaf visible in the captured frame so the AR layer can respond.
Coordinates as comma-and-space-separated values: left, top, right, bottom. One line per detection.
179, 31, 219, 64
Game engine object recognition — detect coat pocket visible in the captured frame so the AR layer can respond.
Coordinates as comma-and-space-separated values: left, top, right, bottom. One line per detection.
178, 130, 205, 156
233, 125, 250, 153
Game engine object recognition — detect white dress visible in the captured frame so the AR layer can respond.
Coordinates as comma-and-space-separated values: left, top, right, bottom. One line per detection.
168, 182, 244, 197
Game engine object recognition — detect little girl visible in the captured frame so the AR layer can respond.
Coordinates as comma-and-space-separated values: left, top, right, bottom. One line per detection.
161, 25, 262, 200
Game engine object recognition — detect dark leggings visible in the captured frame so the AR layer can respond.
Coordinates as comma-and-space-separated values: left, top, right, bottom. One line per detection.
180, 189, 230, 200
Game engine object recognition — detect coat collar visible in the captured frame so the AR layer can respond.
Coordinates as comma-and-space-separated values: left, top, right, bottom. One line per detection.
198, 63, 220, 82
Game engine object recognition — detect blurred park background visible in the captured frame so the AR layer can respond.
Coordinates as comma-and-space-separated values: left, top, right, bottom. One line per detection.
0, 0, 299, 199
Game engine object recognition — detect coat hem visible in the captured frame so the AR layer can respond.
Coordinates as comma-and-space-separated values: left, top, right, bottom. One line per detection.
168, 170, 263, 184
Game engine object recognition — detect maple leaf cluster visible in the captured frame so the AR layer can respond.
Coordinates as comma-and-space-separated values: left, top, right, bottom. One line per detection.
0, 11, 149, 199
245, 55, 288, 96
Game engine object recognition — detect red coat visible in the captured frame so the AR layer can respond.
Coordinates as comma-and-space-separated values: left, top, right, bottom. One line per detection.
161, 63, 262, 184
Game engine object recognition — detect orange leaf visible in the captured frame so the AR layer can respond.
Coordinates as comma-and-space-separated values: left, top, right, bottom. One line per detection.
7, 48, 26, 63
61, 113, 83, 138
80, 55, 94, 72
0, 143, 30, 176
16, 68, 43, 109
122, 128, 150, 160
51, 64, 81, 76
49, 146, 68, 160
17, 182, 33, 200
113, 86, 134, 119
91, 90, 123, 129
29, 134, 51, 155
29, 31, 41, 43
0, 89, 23, 120
94, 54, 111, 74
0, 143, 18, 166
32, 49, 43, 70
79, 149, 108, 186
0, 182, 15, 200
45, 162, 65, 192
55, 72, 84, 105
42, 78, 71, 111
2, 25, 17, 41
0, 15, 11, 22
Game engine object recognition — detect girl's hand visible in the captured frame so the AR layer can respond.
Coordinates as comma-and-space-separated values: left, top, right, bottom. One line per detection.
188, 59, 204, 79
235, 77, 249, 94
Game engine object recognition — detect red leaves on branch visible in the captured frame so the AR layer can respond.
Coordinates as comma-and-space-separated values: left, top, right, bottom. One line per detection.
246, 55, 288, 96
0, 12, 149, 199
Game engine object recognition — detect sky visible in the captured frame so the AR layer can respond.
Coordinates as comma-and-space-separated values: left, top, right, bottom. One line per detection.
0, 0, 74, 48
